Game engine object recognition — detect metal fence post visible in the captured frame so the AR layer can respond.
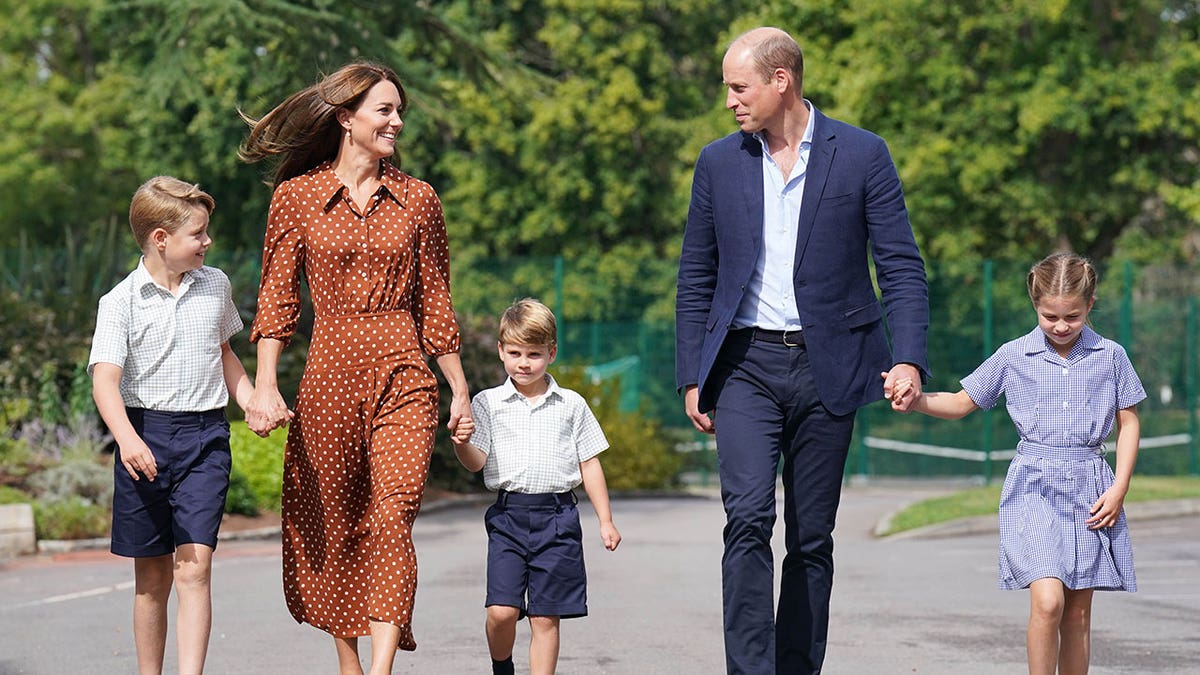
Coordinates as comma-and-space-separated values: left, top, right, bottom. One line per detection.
1189, 297, 1199, 476
982, 259, 994, 483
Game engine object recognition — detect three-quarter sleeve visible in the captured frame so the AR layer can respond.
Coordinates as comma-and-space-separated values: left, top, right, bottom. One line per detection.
250, 181, 306, 346
409, 184, 461, 357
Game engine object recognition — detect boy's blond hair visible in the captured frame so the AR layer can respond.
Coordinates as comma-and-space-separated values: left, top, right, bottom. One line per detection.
128, 176, 215, 249
498, 298, 557, 347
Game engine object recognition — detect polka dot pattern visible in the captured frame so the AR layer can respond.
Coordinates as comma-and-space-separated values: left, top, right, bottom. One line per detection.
251, 160, 461, 650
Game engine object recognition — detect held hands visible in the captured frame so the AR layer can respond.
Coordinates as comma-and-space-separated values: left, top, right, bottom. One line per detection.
881, 364, 922, 412
447, 392, 474, 445
1087, 484, 1128, 530
448, 415, 474, 445
245, 385, 294, 438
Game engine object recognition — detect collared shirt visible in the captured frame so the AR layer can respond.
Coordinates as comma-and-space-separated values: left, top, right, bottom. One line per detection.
250, 160, 460, 357
470, 374, 609, 493
733, 99, 815, 331
89, 260, 243, 411
961, 326, 1146, 449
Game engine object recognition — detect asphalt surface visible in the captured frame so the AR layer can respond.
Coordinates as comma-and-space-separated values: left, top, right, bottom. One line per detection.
1, 484, 1197, 674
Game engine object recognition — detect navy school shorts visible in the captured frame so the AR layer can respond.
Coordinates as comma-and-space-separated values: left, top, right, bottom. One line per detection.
485, 490, 588, 619
111, 408, 231, 558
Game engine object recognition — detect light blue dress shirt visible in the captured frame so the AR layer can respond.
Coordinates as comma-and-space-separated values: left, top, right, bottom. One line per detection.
732, 100, 815, 331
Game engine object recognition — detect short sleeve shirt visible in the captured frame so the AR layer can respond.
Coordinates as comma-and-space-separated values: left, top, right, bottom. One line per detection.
961, 326, 1146, 448
88, 261, 243, 411
469, 374, 609, 493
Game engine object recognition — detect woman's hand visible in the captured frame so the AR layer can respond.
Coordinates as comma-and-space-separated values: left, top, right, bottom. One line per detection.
446, 391, 471, 440
245, 384, 293, 437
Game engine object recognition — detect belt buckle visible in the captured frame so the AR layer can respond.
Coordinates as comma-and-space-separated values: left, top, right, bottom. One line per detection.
782, 329, 801, 347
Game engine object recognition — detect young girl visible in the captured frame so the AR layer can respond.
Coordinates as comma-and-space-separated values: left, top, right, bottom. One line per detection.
891, 253, 1145, 675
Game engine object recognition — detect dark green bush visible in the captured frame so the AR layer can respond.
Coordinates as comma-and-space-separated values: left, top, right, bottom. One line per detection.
224, 468, 260, 516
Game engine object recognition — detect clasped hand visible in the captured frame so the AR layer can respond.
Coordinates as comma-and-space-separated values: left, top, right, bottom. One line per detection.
245, 386, 294, 438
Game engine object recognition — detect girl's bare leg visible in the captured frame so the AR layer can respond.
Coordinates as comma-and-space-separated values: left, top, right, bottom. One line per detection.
173, 543, 214, 675
1027, 578, 1066, 675
1059, 588, 1095, 675
528, 615, 560, 675
133, 555, 174, 675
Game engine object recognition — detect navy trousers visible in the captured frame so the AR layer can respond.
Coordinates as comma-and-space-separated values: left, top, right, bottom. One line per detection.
711, 330, 855, 674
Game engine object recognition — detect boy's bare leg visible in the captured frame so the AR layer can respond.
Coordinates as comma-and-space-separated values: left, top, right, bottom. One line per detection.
367, 620, 400, 675
133, 555, 173, 675
1027, 578, 1066, 675
173, 543, 214, 675
486, 605, 520, 661
528, 615, 560, 675
1059, 588, 1095, 675
333, 636, 364, 675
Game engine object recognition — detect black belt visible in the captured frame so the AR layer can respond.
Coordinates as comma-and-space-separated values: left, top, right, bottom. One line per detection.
735, 327, 805, 348
496, 490, 578, 507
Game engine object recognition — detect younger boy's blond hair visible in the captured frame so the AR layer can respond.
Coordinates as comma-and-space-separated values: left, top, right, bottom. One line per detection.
498, 298, 557, 347
128, 176, 215, 250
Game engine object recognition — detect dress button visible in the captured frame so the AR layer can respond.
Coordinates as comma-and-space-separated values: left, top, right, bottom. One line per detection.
1062, 367, 1068, 375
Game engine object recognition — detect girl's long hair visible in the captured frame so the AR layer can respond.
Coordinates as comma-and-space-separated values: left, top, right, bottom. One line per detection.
239, 62, 407, 186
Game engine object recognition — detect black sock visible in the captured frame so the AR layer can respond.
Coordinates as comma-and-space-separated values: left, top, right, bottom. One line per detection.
491, 656, 515, 675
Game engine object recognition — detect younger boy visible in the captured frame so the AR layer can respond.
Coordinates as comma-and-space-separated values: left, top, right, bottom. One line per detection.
452, 298, 621, 675
89, 176, 253, 675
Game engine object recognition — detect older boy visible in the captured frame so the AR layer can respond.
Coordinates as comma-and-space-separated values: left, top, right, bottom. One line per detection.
453, 298, 620, 675
89, 176, 255, 675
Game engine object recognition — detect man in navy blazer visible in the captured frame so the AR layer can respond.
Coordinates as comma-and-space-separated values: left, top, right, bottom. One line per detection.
675, 27, 929, 674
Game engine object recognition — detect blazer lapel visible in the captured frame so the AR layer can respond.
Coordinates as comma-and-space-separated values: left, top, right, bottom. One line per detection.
795, 109, 834, 273
738, 133, 764, 254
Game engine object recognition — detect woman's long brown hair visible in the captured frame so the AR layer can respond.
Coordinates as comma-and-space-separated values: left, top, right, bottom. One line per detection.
239, 62, 407, 186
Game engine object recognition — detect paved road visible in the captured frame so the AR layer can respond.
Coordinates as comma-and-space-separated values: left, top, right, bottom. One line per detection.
2, 485, 1197, 674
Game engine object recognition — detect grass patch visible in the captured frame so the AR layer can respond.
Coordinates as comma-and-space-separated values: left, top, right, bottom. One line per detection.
881, 475, 1200, 535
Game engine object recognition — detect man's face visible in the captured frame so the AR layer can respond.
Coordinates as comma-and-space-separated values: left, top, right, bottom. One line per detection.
722, 45, 779, 133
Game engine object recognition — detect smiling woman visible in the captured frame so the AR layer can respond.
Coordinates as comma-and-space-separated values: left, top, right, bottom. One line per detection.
237, 62, 473, 675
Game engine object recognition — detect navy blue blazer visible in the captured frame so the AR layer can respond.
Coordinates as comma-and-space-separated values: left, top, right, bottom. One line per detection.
675, 108, 929, 417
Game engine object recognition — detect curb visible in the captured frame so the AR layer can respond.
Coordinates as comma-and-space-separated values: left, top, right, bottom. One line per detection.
877, 497, 1200, 540
31, 488, 720, 555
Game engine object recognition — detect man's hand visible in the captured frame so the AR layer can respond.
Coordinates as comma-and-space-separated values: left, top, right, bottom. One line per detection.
881, 364, 922, 412
684, 385, 715, 434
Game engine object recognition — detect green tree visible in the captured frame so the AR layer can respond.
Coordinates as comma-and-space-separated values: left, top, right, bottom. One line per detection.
754, 0, 1200, 264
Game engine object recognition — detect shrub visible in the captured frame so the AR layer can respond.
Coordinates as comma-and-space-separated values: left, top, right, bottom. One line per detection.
27, 460, 113, 507
33, 496, 110, 540
0, 485, 32, 504
224, 469, 260, 516
229, 424, 286, 512
552, 366, 683, 491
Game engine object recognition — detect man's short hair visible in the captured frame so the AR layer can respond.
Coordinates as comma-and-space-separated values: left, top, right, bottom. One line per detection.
734, 27, 804, 89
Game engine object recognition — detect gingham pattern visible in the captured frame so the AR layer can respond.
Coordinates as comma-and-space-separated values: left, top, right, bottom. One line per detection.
88, 262, 243, 411
471, 374, 608, 493
962, 325, 1146, 591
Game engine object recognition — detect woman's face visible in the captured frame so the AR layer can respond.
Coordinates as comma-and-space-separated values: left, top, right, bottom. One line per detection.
343, 80, 403, 160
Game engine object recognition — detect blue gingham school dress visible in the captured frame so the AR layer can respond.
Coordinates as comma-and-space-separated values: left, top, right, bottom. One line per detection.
961, 326, 1146, 591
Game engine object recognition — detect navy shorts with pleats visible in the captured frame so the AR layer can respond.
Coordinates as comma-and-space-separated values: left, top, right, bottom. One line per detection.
110, 407, 231, 558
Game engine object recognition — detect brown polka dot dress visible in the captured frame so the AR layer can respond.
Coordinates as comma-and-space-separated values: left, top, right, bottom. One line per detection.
251, 160, 460, 651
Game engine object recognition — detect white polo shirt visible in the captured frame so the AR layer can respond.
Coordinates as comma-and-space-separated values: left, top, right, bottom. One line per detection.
88, 260, 243, 412
470, 374, 609, 494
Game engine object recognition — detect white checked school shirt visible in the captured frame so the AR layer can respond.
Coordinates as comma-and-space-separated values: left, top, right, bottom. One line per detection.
960, 326, 1146, 449
88, 260, 243, 412
470, 374, 609, 494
